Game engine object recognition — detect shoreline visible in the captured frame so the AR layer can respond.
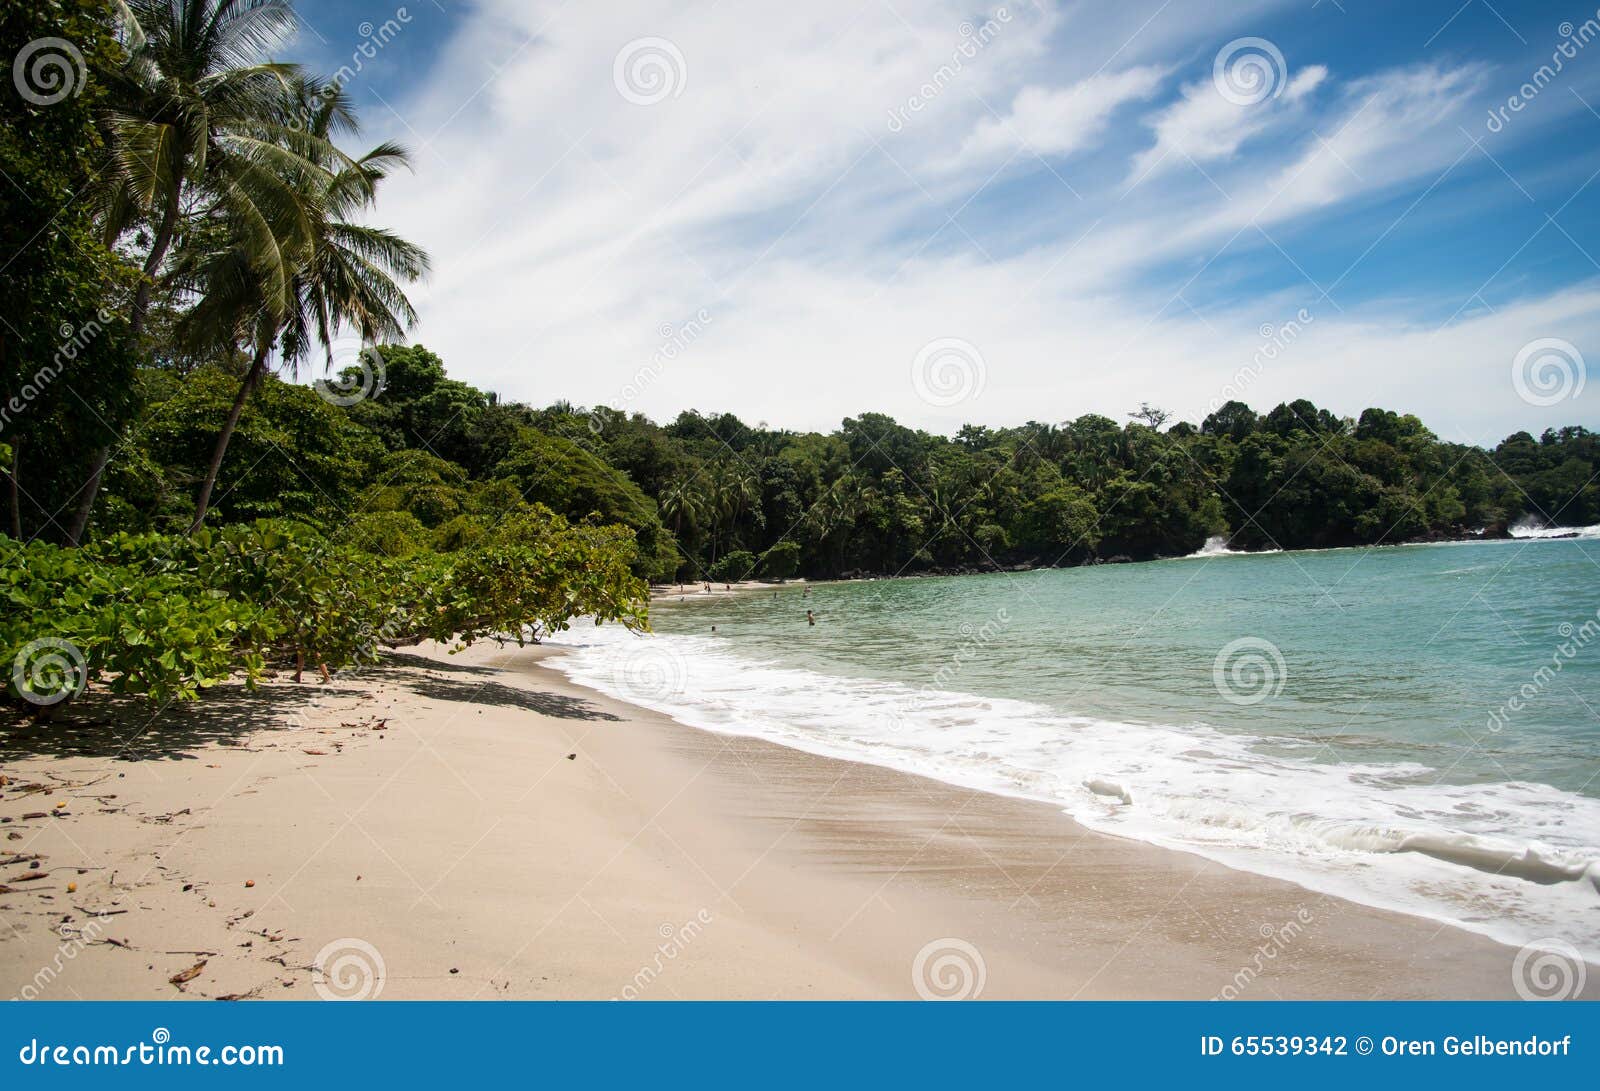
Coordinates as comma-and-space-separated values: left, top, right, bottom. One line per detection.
654, 529, 1593, 592
0, 639, 1592, 1000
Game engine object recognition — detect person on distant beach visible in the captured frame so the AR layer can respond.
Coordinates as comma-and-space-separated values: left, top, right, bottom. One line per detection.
806, 610, 815, 626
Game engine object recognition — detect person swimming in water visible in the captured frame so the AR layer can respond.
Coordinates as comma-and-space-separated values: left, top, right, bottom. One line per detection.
806, 610, 815, 626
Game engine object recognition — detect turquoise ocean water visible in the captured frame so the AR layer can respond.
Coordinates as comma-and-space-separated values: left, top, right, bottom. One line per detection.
547, 533, 1600, 956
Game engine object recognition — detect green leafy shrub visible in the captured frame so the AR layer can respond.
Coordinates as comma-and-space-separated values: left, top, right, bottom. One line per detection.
709, 550, 757, 583
340, 511, 431, 558
1, 534, 270, 709
2, 506, 648, 713
428, 507, 648, 646
759, 541, 801, 580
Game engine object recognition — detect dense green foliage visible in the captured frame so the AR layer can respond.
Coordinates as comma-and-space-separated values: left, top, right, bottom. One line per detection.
69, 348, 1598, 587
1, 1, 648, 716
1, 0, 139, 537
2, 510, 647, 712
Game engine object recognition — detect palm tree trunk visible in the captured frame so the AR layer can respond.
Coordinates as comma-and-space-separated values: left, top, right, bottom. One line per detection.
6, 436, 21, 540
62, 448, 110, 545
65, 181, 183, 546
189, 346, 268, 534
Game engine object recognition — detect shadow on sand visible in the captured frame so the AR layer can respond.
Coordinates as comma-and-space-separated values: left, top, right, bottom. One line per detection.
0, 650, 616, 762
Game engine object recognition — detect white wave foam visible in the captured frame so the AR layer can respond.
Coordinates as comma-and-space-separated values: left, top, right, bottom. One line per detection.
545, 625, 1600, 958
1182, 535, 1282, 557
1508, 517, 1600, 540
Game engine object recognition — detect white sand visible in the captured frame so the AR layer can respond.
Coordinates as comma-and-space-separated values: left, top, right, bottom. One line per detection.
1, 639, 1586, 1000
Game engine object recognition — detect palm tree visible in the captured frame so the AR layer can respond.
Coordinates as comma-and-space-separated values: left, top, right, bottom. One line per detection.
185, 78, 428, 531
68, 0, 328, 543
659, 478, 705, 540
701, 459, 759, 563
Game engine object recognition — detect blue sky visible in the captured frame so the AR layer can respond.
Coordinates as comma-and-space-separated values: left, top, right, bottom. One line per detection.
285, 0, 1600, 444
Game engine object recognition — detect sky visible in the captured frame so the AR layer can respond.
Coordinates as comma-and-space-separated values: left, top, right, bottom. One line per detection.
287, 0, 1600, 445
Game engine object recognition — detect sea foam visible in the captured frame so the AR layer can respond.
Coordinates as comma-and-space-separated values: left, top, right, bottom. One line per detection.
546, 623, 1600, 959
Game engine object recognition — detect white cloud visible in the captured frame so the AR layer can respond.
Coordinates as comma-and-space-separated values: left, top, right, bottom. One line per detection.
951, 66, 1167, 174
343, 1, 1597, 444
1128, 64, 1324, 184
1226, 63, 1487, 229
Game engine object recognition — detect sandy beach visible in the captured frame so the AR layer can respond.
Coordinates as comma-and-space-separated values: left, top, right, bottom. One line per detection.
0, 638, 1591, 1001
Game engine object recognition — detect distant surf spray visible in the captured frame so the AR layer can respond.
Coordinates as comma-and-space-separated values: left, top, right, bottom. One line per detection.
1509, 516, 1600, 540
